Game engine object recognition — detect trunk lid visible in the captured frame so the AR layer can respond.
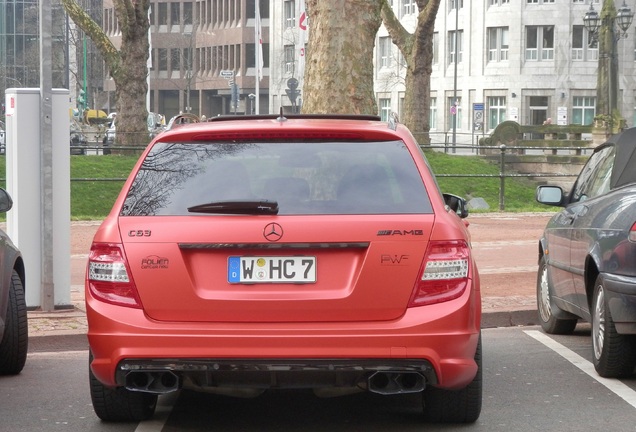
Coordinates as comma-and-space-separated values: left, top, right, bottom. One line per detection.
119, 215, 434, 323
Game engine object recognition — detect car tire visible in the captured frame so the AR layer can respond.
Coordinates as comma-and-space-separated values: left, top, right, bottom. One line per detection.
89, 352, 158, 422
537, 255, 577, 335
422, 333, 482, 423
591, 276, 636, 378
0, 270, 28, 375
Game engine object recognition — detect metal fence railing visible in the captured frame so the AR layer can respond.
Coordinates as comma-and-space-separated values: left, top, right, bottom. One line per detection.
424, 143, 588, 210
61, 142, 588, 212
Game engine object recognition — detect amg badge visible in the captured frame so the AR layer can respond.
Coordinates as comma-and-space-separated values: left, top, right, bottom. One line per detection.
377, 229, 424, 236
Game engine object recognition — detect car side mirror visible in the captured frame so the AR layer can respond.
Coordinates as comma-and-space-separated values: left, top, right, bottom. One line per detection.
443, 193, 469, 219
0, 188, 13, 213
536, 185, 564, 206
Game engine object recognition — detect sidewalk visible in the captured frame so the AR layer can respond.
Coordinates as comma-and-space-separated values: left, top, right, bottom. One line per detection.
26, 214, 548, 348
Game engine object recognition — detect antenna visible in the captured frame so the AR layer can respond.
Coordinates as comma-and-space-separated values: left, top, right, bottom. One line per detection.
277, 106, 287, 122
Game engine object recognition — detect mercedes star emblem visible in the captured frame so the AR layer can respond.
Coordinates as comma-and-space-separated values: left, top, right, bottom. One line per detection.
263, 223, 283, 242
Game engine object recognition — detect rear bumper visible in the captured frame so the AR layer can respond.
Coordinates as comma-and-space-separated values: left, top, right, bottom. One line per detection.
87, 282, 481, 392
603, 272, 636, 333
116, 358, 435, 396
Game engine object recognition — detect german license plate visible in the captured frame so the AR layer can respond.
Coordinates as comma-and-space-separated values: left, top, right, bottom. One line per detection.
228, 256, 317, 283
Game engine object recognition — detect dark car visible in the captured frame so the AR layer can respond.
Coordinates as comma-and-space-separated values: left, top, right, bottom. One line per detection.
536, 127, 636, 378
0, 188, 27, 375
85, 113, 481, 423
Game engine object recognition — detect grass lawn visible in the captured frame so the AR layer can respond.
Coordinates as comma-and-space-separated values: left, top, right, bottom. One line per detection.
0, 151, 556, 220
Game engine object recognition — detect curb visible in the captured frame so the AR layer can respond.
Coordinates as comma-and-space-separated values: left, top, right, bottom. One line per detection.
26, 307, 541, 353
481, 309, 539, 329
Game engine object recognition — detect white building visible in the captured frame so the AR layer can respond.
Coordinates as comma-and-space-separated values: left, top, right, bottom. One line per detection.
269, 0, 306, 114
270, 0, 636, 143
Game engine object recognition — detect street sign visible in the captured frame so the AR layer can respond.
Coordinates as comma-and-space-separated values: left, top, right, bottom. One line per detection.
287, 78, 298, 89
220, 70, 234, 79
473, 102, 485, 131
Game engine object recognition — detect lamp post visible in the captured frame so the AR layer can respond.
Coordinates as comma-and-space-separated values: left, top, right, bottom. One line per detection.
183, 32, 194, 113
583, 0, 634, 131
451, 0, 459, 150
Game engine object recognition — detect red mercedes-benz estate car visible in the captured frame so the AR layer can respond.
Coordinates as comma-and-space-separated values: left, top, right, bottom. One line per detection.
86, 113, 482, 423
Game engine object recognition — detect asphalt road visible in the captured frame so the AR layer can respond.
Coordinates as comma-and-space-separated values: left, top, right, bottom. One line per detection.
4, 326, 636, 432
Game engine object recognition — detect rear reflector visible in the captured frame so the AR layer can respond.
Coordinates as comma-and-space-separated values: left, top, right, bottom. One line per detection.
409, 240, 470, 307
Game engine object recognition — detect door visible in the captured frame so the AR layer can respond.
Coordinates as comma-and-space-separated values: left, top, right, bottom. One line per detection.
529, 96, 548, 139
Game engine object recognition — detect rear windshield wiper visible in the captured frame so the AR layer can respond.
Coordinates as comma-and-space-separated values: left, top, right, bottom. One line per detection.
187, 200, 279, 215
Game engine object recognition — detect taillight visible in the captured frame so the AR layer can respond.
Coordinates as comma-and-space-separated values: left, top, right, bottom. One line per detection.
629, 222, 636, 242
87, 243, 142, 309
409, 240, 470, 307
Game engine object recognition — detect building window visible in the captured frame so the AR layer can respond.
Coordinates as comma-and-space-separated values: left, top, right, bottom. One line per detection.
158, 2, 168, 26
526, 26, 554, 61
487, 96, 507, 130
572, 26, 598, 61
379, 36, 392, 68
402, 0, 416, 17
572, 96, 596, 125
158, 48, 168, 71
430, 97, 437, 130
379, 98, 391, 122
170, 2, 180, 26
447, 97, 462, 130
489, 0, 509, 5
448, 30, 463, 64
170, 48, 180, 72
450, 0, 463, 11
284, 0, 295, 28
284, 44, 294, 73
246, 43, 270, 69
487, 27, 509, 62
183, 2, 193, 25
432, 32, 439, 65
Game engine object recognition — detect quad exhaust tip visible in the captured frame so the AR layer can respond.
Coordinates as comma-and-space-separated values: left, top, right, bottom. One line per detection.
125, 371, 180, 394
367, 371, 425, 395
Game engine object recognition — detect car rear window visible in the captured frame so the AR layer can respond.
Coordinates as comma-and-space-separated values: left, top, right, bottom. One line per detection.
121, 140, 433, 216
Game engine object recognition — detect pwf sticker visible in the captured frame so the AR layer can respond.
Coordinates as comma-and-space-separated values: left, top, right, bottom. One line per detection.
141, 255, 169, 270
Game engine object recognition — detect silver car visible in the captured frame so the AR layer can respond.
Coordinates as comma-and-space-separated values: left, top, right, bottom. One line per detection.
0, 188, 27, 375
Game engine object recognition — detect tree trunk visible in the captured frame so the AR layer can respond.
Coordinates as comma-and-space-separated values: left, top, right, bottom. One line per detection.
302, 0, 382, 115
112, 1, 151, 147
381, 0, 441, 145
401, 15, 436, 145
62, 0, 150, 148
597, 0, 618, 124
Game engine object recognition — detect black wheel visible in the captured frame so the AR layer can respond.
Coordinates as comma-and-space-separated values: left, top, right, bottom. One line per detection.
422, 334, 482, 423
89, 352, 157, 422
0, 270, 28, 375
537, 255, 577, 334
591, 276, 636, 378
